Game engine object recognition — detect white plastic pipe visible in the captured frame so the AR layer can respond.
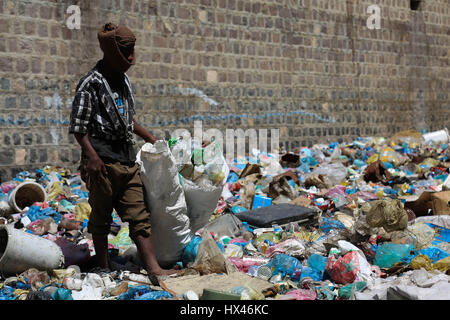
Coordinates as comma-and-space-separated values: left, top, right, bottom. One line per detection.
0, 224, 64, 275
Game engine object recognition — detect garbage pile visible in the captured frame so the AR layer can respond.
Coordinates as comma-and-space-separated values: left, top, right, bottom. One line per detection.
0, 128, 449, 300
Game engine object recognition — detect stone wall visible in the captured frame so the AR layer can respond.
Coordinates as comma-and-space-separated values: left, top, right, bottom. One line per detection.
0, 0, 449, 181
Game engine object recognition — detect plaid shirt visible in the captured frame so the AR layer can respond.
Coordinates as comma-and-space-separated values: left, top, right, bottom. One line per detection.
69, 61, 136, 144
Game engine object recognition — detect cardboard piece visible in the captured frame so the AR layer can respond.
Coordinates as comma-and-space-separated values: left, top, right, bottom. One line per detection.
405, 191, 450, 216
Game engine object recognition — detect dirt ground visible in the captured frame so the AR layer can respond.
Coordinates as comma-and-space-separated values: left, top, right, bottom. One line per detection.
163, 271, 273, 296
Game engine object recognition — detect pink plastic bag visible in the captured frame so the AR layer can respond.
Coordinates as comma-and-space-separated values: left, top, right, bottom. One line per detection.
227, 256, 269, 273
278, 289, 317, 300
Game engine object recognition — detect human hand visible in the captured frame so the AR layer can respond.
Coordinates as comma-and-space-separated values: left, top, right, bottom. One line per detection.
86, 155, 107, 180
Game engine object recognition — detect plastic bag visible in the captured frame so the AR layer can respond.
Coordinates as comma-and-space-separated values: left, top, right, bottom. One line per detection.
135, 291, 172, 300
254, 232, 277, 250
319, 217, 346, 234
277, 289, 317, 300
407, 222, 435, 250
229, 286, 265, 300
267, 254, 302, 280
432, 256, 450, 272
410, 255, 432, 271
312, 162, 347, 186
117, 285, 152, 300
264, 238, 306, 258
181, 236, 202, 266
74, 201, 91, 222
228, 256, 269, 273
108, 227, 134, 254
326, 251, 372, 285
51, 288, 73, 300
71, 273, 105, 300
373, 243, 414, 268
366, 199, 408, 232
338, 281, 367, 300
136, 141, 192, 267
191, 229, 236, 275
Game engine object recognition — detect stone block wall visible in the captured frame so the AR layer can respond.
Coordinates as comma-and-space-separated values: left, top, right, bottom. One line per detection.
0, 0, 449, 180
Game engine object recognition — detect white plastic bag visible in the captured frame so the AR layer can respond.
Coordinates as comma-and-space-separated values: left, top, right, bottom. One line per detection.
136, 141, 192, 267
312, 162, 347, 186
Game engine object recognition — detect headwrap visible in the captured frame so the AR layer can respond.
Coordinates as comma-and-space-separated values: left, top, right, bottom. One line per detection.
97, 23, 136, 73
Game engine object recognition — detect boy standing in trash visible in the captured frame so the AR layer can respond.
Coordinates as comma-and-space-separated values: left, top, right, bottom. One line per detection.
69, 23, 178, 279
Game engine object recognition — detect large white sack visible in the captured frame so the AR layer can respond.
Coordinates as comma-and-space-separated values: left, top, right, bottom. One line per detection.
136, 141, 192, 267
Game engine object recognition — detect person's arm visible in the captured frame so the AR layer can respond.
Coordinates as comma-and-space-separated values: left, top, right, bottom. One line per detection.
74, 133, 107, 178
69, 87, 106, 179
133, 119, 157, 144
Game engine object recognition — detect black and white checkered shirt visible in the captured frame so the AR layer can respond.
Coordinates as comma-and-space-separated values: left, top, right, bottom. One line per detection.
69, 61, 136, 144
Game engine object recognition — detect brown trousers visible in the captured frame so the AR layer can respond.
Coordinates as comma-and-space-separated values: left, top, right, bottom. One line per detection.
80, 158, 152, 238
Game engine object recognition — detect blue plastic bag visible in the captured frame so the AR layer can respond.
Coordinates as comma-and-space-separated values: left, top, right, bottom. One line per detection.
135, 291, 172, 300
25, 205, 61, 224
181, 236, 202, 266
308, 254, 328, 273
268, 254, 303, 280
226, 172, 239, 183
117, 285, 152, 300
319, 217, 346, 234
51, 288, 73, 300
0, 285, 16, 300
300, 254, 328, 281
373, 243, 414, 268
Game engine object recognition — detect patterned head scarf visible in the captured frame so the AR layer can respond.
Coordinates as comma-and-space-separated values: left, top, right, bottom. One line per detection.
97, 23, 136, 73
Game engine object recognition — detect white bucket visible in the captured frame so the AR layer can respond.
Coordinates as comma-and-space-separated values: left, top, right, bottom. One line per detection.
0, 224, 64, 275
422, 128, 449, 144
8, 181, 47, 213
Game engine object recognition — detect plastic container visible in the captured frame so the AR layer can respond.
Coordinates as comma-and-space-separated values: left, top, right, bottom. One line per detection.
0, 224, 64, 275
422, 129, 449, 144
8, 181, 47, 213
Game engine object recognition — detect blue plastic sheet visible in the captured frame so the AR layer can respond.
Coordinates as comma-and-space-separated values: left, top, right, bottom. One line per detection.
427, 224, 450, 247
402, 246, 450, 264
